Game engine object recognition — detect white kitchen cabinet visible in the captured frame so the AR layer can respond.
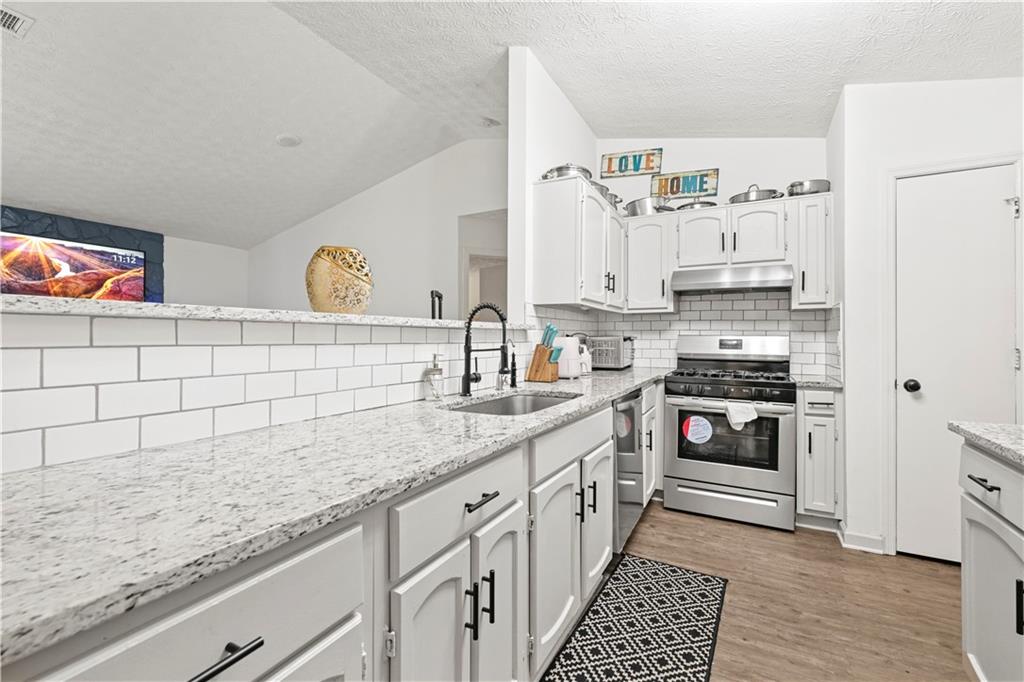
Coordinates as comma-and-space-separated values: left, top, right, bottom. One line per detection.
580, 440, 615, 599
792, 195, 833, 308
799, 416, 836, 516
390, 540, 472, 682
641, 407, 658, 505
270, 613, 365, 681
729, 202, 787, 264
961, 493, 1024, 682
471, 500, 528, 682
528, 461, 582, 676
677, 207, 728, 268
626, 215, 672, 311
580, 191, 608, 307
606, 211, 626, 310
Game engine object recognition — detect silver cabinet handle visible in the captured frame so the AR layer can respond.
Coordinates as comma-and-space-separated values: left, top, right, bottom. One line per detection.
967, 474, 1000, 493
188, 637, 264, 682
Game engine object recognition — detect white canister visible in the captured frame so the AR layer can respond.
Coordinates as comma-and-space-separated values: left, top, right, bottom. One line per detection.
553, 337, 582, 378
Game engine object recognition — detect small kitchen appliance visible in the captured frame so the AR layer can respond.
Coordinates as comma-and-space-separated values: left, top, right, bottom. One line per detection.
663, 335, 797, 530
589, 336, 634, 370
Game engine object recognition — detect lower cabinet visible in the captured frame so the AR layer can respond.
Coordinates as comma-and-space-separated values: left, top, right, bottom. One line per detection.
796, 390, 842, 519
390, 540, 473, 681
270, 612, 365, 681
961, 493, 1024, 682
580, 440, 615, 598
641, 406, 658, 504
529, 461, 582, 675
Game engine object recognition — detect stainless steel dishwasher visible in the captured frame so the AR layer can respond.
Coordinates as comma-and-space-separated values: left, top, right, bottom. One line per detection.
613, 389, 644, 553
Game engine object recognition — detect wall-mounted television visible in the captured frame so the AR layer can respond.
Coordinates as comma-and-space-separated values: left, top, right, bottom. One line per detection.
1, 231, 146, 301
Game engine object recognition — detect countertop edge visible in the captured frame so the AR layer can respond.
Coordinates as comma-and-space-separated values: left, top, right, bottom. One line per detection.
948, 421, 1024, 469
1, 372, 666, 666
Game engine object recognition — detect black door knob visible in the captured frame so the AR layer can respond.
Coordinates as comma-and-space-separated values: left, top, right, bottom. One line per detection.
903, 379, 921, 393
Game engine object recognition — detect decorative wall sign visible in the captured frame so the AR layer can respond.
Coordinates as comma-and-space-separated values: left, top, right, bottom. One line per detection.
651, 168, 719, 199
600, 148, 663, 179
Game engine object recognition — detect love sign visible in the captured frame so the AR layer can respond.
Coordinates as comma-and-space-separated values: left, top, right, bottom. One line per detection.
600, 148, 663, 179
651, 168, 719, 199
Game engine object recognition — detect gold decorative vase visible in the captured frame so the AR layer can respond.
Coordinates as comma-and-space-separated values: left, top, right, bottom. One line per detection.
305, 246, 373, 314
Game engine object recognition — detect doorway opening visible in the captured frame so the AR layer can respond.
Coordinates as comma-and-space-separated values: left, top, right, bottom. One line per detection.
458, 209, 507, 322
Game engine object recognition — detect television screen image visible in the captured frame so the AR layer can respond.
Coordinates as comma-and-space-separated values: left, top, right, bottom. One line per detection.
0, 232, 145, 301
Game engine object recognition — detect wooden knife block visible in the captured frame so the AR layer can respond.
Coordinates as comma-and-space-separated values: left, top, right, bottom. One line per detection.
525, 344, 559, 383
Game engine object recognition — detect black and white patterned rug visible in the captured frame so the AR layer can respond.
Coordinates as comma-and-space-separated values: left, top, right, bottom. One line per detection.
542, 554, 727, 682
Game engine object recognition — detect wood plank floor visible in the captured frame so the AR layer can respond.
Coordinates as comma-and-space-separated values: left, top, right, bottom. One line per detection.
623, 503, 964, 681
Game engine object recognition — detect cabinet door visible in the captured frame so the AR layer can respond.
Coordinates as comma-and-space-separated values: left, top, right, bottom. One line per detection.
606, 211, 626, 310
799, 417, 836, 515
626, 217, 669, 310
730, 203, 787, 263
471, 500, 527, 682
529, 462, 581, 675
961, 494, 1024, 682
793, 196, 830, 307
271, 612, 365, 681
390, 540, 471, 681
641, 407, 657, 505
580, 192, 608, 306
677, 208, 728, 267
580, 440, 615, 599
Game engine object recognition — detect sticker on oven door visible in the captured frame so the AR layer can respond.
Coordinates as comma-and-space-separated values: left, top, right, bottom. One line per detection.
682, 416, 713, 444
615, 412, 633, 438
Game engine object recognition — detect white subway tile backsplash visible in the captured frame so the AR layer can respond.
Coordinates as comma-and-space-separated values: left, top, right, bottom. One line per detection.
315, 345, 354, 369
354, 386, 387, 411
295, 369, 336, 395
141, 346, 211, 380
337, 325, 371, 344
99, 380, 179, 419
1, 314, 90, 347
371, 326, 402, 344
316, 390, 353, 417
387, 383, 414, 405
43, 348, 137, 387
2, 430, 42, 472
214, 401, 269, 436
354, 344, 387, 366
245, 372, 295, 401
401, 327, 427, 343
93, 318, 175, 346
142, 409, 212, 448
271, 395, 315, 425
2, 386, 95, 431
177, 320, 241, 345
339, 366, 373, 390
269, 345, 315, 371
213, 346, 269, 375
1, 349, 40, 390
45, 418, 138, 466
426, 328, 449, 343
386, 344, 414, 364
372, 364, 402, 386
294, 323, 335, 345
243, 322, 293, 345
182, 375, 245, 409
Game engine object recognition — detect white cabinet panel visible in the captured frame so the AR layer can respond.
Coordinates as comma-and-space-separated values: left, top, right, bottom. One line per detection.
529, 462, 581, 676
580, 440, 615, 599
580, 193, 608, 306
799, 416, 836, 516
471, 501, 527, 682
730, 204, 787, 264
677, 208, 728, 268
270, 613, 365, 681
626, 217, 669, 310
390, 540, 472, 682
641, 408, 657, 505
606, 212, 626, 310
961, 494, 1024, 682
793, 196, 830, 307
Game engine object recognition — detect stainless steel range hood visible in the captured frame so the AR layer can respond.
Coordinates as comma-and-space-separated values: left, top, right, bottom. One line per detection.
670, 264, 794, 293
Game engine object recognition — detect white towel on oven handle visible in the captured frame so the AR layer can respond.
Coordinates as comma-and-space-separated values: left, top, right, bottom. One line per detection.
725, 401, 757, 430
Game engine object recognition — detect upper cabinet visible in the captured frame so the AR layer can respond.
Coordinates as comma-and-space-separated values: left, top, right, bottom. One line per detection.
729, 203, 788, 264
791, 195, 834, 309
606, 212, 626, 310
579, 191, 608, 307
676, 208, 728, 268
626, 214, 673, 312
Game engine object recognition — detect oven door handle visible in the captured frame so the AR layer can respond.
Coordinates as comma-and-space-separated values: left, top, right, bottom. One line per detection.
665, 397, 794, 417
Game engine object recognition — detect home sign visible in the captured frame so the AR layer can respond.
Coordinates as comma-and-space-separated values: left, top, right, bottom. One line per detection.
600, 148, 663, 178
651, 168, 719, 199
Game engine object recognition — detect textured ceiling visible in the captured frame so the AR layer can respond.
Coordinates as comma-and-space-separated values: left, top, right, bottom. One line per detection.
1, 2, 462, 248
283, 1, 1022, 138
2, 2, 1019, 249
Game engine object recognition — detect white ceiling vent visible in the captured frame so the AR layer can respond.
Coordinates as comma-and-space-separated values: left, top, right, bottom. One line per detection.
1, 7, 35, 38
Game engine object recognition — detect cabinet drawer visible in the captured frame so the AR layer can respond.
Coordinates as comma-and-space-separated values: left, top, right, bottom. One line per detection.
389, 447, 524, 580
960, 444, 1024, 531
52, 524, 364, 681
641, 383, 658, 414
801, 390, 836, 416
617, 471, 644, 504
267, 612, 364, 681
530, 407, 613, 483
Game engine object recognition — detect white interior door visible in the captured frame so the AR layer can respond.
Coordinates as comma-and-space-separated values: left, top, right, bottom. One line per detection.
896, 164, 1018, 562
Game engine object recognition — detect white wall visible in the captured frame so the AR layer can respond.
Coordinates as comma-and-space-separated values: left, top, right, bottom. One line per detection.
594, 138, 827, 204
838, 77, 1023, 549
164, 236, 249, 307
507, 46, 597, 323
247, 139, 507, 319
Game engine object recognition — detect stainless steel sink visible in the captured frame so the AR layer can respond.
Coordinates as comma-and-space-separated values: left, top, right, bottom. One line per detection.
450, 393, 581, 416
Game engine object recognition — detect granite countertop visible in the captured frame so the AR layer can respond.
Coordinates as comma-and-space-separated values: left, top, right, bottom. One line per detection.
948, 421, 1024, 469
0, 367, 670, 664
0, 294, 529, 330
792, 374, 843, 389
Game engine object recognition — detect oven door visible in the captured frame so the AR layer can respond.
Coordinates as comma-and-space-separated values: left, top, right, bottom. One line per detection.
664, 396, 795, 495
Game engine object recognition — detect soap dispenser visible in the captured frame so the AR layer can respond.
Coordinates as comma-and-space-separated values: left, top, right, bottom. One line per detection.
424, 353, 445, 401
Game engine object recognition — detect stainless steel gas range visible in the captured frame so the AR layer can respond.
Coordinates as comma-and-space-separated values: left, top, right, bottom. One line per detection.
662, 335, 796, 531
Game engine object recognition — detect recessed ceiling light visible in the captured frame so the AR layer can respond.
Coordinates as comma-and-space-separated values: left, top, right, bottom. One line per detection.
275, 134, 303, 147
480, 117, 502, 128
